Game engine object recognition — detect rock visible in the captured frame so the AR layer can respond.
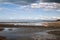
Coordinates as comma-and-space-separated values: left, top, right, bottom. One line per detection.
57, 19, 60, 21
0, 36, 8, 40
0, 29, 4, 31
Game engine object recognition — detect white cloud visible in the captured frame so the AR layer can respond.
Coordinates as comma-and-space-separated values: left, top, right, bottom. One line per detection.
0, 7, 16, 12
2, 2, 13, 4
20, 5, 28, 9
52, 16, 60, 19
0, 0, 60, 10
2, 2, 30, 10
32, 16, 60, 20
56, 10, 60, 12
0, 8, 3, 11
31, 2, 60, 9
2, 15, 60, 20
0, 7, 9, 11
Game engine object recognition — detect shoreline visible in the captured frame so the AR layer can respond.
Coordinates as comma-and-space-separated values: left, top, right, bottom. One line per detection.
0, 21, 60, 28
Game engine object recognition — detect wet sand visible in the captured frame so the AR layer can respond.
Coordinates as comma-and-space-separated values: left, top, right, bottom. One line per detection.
0, 28, 60, 40
47, 30, 60, 40
0, 21, 60, 40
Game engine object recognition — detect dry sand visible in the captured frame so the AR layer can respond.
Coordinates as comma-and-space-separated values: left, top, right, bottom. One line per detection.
42, 21, 60, 28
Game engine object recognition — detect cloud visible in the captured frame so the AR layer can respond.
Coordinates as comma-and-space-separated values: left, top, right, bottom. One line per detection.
32, 16, 60, 20
31, 2, 60, 9
0, 7, 16, 12
56, 10, 60, 12
0, 0, 38, 5
1, 0, 60, 4
0, 7, 7, 11
0, 0, 60, 10
0, 8, 3, 11
42, 0, 60, 3
52, 16, 60, 19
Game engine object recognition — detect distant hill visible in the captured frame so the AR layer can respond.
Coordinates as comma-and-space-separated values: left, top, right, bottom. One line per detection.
0, 20, 56, 23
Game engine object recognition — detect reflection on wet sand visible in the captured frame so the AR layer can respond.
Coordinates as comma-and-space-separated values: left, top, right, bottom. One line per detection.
47, 30, 60, 40
32, 32, 56, 40
0, 28, 60, 40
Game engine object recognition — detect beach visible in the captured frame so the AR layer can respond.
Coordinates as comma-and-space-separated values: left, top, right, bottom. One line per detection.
0, 28, 60, 40
0, 21, 60, 40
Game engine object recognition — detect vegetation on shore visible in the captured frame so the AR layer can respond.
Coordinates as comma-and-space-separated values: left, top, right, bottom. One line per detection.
56, 19, 60, 21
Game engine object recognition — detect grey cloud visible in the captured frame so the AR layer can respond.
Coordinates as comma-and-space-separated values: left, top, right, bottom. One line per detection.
0, 0, 60, 5
40, 0, 60, 3
0, 0, 38, 5
0, 0, 60, 9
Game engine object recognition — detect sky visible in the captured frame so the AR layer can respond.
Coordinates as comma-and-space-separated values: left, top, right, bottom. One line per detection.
0, 0, 60, 20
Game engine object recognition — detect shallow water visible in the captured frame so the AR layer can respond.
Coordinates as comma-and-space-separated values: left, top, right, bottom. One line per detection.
0, 28, 60, 40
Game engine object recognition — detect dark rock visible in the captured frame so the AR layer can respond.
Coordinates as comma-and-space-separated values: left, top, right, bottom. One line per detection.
57, 19, 60, 21
0, 29, 4, 31
0, 36, 8, 40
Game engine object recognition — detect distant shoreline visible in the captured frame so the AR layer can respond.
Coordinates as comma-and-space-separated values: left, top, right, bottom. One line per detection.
0, 21, 60, 28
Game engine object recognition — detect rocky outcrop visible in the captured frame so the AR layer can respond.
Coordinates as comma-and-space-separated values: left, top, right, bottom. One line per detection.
0, 36, 8, 40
